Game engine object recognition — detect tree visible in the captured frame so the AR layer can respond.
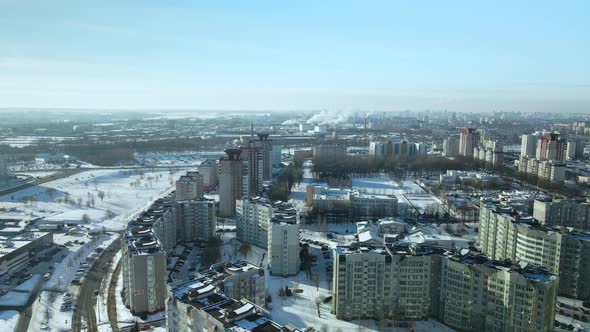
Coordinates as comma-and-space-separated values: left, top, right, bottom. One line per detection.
105, 209, 116, 219
97, 191, 105, 201
81, 214, 91, 224
238, 243, 251, 259
315, 295, 326, 318
45, 187, 57, 198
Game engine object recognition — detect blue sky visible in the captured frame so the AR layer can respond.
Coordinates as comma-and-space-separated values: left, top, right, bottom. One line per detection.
0, 1, 588, 112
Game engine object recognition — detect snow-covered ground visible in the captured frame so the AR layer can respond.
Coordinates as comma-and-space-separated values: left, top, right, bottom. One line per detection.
134, 151, 223, 167
0, 168, 188, 231
27, 233, 119, 332
0, 310, 19, 331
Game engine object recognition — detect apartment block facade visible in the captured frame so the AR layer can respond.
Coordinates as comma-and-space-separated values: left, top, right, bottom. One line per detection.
332, 243, 558, 332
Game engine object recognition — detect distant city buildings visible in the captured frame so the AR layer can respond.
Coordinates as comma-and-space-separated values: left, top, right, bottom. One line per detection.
368, 139, 427, 157
473, 139, 503, 166
313, 142, 347, 160
459, 128, 481, 157
442, 135, 460, 157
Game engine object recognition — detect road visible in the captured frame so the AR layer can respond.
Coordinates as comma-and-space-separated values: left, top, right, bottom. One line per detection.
72, 235, 121, 332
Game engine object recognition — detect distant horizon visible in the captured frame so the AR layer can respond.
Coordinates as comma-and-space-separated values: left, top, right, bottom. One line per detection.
0, 107, 589, 115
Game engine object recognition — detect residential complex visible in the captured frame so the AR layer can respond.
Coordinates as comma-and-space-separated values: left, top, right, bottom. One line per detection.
122, 226, 167, 315
198, 159, 219, 190
332, 242, 557, 332
173, 199, 216, 243
478, 202, 590, 299
200, 260, 266, 306
219, 149, 246, 217
236, 197, 273, 248
268, 206, 300, 277
175, 173, 204, 201
369, 139, 427, 157
533, 198, 590, 230
459, 127, 481, 157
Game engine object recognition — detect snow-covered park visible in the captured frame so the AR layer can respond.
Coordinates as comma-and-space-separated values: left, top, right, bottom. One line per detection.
0, 167, 189, 231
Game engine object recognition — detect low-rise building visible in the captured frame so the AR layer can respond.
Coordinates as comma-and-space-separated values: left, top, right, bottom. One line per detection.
166, 272, 301, 332
200, 260, 265, 306
0, 232, 53, 277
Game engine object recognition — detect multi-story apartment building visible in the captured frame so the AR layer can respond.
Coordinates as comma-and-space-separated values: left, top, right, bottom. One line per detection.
369, 140, 427, 157
536, 133, 567, 162
219, 149, 246, 217
459, 128, 481, 157
197, 159, 218, 190
173, 198, 216, 243
313, 142, 347, 160
122, 227, 167, 315
271, 145, 282, 168
133, 196, 176, 252
473, 139, 503, 166
240, 141, 264, 197
533, 198, 590, 230
175, 173, 204, 201
332, 242, 558, 332
268, 204, 300, 277
253, 133, 272, 181
200, 260, 265, 306
235, 197, 273, 248
442, 135, 460, 157
521, 133, 540, 158
479, 202, 590, 299
518, 156, 566, 183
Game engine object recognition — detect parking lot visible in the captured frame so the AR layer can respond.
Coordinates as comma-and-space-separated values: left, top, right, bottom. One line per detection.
167, 243, 204, 282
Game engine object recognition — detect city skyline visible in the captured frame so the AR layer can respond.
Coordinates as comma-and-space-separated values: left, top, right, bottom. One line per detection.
1, 1, 589, 112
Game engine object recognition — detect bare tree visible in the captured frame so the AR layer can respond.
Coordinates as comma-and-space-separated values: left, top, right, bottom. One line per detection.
105, 209, 116, 219
239, 243, 251, 259
81, 213, 91, 224
97, 191, 105, 201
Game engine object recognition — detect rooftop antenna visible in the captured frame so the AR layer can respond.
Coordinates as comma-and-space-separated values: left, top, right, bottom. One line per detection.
251, 122, 254, 141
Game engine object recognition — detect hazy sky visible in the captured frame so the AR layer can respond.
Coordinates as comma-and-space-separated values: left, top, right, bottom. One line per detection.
1, 1, 589, 112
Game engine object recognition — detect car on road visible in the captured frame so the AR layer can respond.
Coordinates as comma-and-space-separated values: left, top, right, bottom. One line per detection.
24, 273, 33, 280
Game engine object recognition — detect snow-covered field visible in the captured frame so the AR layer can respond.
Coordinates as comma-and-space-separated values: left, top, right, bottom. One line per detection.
0, 168, 188, 231
0, 310, 19, 331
